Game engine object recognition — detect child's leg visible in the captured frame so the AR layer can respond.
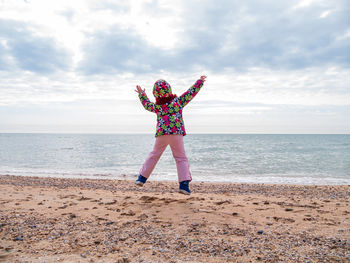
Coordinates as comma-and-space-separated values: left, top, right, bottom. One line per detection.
169, 135, 192, 182
139, 135, 169, 179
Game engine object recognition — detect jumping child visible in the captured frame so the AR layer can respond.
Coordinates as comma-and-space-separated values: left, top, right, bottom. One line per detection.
134, 75, 207, 195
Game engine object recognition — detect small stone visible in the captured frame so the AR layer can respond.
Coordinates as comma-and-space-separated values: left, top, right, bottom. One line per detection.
117, 258, 130, 263
14, 236, 23, 241
232, 212, 238, 216
257, 230, 264, 235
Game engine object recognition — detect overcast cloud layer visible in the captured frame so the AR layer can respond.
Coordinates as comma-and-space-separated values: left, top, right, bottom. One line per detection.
0, 0, 349, 133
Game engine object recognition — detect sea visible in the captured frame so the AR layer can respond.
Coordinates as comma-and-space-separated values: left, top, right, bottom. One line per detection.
0, 133, 349, 185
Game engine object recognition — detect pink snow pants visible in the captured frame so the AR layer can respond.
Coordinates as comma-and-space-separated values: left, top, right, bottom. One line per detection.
139, 135, 192, 182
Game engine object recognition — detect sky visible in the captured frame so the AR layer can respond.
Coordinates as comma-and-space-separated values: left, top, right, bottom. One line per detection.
0, 0, 349, 134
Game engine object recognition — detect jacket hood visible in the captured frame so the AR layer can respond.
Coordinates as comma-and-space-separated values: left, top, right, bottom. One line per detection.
153, 79, 173, 98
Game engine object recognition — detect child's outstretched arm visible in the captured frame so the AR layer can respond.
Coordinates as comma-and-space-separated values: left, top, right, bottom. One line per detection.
178, 76, 207, 108
135, 85, 158, 113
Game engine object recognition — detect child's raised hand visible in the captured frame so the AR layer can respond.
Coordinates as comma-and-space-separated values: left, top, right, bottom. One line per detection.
135, 85, 145, 94
200, 75, 207, 82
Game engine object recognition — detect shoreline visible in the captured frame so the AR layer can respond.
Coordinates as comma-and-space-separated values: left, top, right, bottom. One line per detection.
0, 175, 349, 262
1, 173, 350, 186
1, 174, 350, 195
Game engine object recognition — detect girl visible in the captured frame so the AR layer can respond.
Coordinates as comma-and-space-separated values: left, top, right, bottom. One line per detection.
134, 75, 207, 195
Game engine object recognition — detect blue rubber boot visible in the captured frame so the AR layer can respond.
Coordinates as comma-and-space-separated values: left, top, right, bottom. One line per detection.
135, 174, 147, 186
179, 180, 191, 195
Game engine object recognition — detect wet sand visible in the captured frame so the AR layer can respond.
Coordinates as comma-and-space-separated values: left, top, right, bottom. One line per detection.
0, 175, 349, 262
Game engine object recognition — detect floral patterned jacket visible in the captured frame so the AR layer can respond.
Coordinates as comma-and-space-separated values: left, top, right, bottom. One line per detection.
138, 79, 204, 137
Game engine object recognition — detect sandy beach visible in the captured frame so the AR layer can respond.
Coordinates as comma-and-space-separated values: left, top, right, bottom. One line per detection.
0, 175, 349, 262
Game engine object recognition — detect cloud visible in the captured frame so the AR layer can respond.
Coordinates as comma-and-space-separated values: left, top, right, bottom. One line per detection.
0, 43, 11, 70
86, 1, 130, 13
179, 0, 350, 70
0, 0, 349, 133
0, 19, 72, 74
78, 29, 159, 74
58, 8, 75, 23
76, 0, 350, 75
2, 0, 349, 75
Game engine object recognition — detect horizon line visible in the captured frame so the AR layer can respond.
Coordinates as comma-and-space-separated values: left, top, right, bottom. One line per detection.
0, 132, 349, 135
